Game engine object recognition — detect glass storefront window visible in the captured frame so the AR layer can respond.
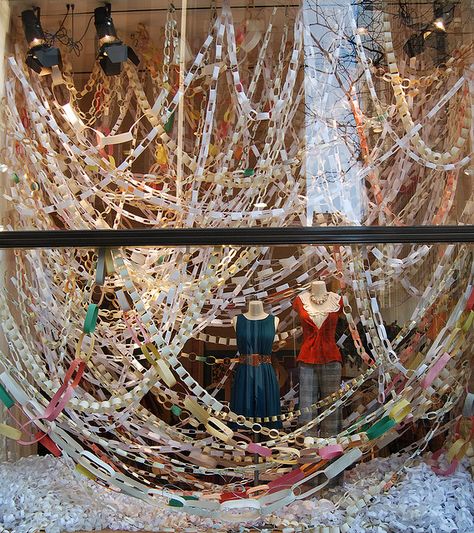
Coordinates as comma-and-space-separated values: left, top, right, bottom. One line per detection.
0, 242, 472, 497
0, 0, 472, 523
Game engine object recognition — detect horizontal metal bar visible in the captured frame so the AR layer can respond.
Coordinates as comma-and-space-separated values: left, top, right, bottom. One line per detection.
1, 226, 473, 249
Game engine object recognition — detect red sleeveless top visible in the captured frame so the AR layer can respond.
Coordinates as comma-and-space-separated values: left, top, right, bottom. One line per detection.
293, 294, 343, 365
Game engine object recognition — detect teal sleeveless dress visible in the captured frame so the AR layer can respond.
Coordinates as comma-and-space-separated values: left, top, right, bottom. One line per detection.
230, 314, 282, 429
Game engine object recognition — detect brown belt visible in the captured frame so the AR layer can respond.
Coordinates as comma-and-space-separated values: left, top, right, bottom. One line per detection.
238, 354, 272, 366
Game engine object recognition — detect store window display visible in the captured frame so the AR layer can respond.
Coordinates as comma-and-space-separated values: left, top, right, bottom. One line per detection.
293, 280, 343, 437
0, 0, 472, 528
230, 301, 282, 429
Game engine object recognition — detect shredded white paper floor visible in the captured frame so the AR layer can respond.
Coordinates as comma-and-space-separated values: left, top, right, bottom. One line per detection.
0, 454, 473, 533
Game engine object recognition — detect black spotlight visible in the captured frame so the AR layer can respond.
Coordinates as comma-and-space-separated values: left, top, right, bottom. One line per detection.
403, 32, 425, 58
21, 8, 61, 75
94, 3, 139, 76
433, 1, 455, 30
403, 2, 456, 59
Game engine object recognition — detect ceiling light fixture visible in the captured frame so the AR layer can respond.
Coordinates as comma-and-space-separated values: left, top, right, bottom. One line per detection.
21, 8, 61, 75
403, 1, 456, 58
433, 18, 446, 31
94, 3, 139, 76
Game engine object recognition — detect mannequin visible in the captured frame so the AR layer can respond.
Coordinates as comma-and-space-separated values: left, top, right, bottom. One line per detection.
230, 300, 282, 429
232, 300, 280, 328
311, 280, 328, 300
293, 280, 343, 438
306, 281, 340, 326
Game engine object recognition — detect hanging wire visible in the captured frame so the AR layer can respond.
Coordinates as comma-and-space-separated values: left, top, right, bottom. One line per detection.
44, 4, 94, 57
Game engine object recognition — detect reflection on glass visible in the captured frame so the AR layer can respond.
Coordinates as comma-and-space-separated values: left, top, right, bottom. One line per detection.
0, 0, 472, 516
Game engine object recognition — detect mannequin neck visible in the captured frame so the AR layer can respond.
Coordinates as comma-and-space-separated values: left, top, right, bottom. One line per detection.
244, 301, 268, 320
310, 281, 328, 299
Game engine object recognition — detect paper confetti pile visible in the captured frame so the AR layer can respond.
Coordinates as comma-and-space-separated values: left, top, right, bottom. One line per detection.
0, 454, 472, 533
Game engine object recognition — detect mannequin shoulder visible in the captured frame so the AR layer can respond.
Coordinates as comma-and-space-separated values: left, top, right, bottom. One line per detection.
274, 316, 280, 330
231, 315, 238, 329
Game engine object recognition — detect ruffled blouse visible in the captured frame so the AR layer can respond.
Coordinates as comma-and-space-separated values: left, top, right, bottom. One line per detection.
293, 293, 343, 365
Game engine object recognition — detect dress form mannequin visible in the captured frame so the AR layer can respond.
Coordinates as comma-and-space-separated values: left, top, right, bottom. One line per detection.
311, 280, 328, 300
230, 300, 282, 430
232, 301, 280, 330
304, 281, 340, 327
293, 280, 343, 437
